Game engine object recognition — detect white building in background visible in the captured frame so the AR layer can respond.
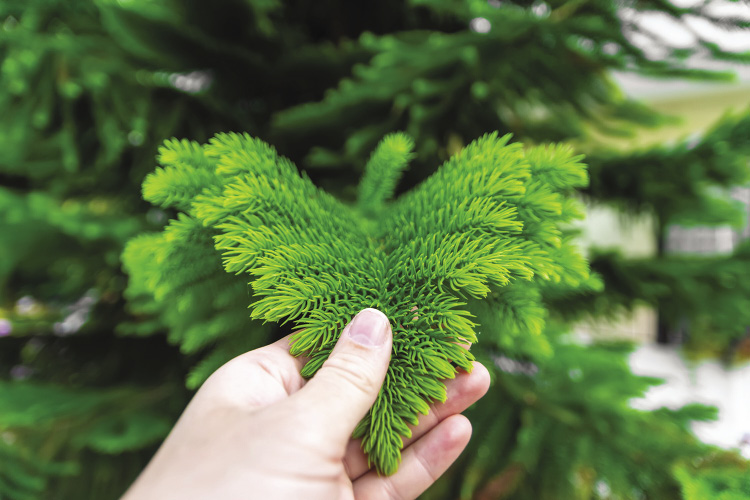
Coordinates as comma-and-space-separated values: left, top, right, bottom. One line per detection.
666, 187, 750, 255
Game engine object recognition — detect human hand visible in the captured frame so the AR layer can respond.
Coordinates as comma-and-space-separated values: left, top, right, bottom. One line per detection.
123, 308, 491, 499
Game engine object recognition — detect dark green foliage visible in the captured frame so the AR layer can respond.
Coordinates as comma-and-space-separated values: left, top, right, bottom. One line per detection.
0, 381, 178, 499
551, 245, 750, 359
0, 440, 72, 500
568, 110, 750, 357
269, 0, 746, 166
424, 341, 718, 500
585, 111, 750, 226
675, 453, 750, 500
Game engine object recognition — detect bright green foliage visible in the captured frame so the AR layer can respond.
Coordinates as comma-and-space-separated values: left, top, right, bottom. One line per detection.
357, 132, 415, 216
121, 216, 270, 388
125, 131, 590, 473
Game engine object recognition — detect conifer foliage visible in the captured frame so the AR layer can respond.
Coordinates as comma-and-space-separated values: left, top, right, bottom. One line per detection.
124, 131, 589, 473
4, 0, 750, 497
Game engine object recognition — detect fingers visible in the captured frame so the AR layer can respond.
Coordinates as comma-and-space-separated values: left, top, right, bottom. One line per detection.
200, 335, 308, 411
289, 308, 393, 447
343, 361, 490, 479
402, 362, 489, 447
352, 414, 472, 500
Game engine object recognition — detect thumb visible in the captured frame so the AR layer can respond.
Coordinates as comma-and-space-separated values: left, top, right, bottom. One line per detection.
292, 308, 392, 445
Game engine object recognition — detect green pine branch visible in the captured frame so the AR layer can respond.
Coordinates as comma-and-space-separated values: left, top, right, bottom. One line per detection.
126, 130, 590, 474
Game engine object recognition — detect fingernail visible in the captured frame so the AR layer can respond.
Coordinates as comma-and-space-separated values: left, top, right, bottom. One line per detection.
348, 308, 389, 347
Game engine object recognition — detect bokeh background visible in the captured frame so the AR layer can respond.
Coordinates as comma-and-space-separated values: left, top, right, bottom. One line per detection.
1, 0, 750, 498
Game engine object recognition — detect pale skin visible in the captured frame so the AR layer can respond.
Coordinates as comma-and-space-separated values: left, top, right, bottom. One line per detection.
123, 308, 491, 500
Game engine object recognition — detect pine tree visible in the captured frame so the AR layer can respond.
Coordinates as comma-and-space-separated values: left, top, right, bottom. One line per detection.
2, 0, 749, 498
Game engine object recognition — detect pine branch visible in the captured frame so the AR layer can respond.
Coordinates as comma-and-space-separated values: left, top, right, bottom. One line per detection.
357, 132, 415, 215
131, 131, 589, 474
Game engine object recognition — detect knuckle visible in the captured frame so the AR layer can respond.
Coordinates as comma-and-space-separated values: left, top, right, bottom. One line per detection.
321, 351, 380, 396
382, 476, 405, 500
201, 351, 282, 411
416, 450, 440, 484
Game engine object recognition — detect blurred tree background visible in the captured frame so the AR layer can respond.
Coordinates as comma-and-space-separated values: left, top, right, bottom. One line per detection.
1, 0, 750, 498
